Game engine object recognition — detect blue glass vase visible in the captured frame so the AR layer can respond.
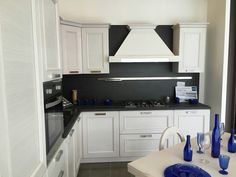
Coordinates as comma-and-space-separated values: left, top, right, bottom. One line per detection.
228, 129, 236, 153
184, 135, 193, 162
211, 114, 221, 158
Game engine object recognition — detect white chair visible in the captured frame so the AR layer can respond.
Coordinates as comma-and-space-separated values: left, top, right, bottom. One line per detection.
159, 126, 185, 151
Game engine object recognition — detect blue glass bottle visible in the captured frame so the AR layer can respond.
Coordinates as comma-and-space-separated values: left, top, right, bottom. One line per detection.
183, 135, 193, 162
211, 114, 221, 158
228, 129, 236, 153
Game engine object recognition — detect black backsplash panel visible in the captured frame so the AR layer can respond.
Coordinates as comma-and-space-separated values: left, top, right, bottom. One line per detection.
63, 26, 199, 102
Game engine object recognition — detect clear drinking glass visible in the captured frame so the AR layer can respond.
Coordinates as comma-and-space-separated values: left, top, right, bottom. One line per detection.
196, 133, 211, 164
220, 123, 225, 147
197, 132, 204, 153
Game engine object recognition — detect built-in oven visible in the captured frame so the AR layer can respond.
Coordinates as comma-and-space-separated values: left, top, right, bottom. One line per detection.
43, 79, 64, 160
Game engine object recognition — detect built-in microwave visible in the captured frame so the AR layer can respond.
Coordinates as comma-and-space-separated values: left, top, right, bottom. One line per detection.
43, 79, 64, 161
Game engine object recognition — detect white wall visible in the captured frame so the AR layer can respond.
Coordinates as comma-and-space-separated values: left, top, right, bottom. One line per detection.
59, 0, 208, 25
205, 0, 231, 127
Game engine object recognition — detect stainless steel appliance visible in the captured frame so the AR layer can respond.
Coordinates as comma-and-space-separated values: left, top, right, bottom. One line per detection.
43, 79, 64, 158
123, 100, 166, 108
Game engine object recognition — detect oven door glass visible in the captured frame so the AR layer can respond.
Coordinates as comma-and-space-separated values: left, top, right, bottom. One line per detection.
45, 112, 63, 154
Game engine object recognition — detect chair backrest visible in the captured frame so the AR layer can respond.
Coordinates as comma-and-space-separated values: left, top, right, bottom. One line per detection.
159, 126, 185, 151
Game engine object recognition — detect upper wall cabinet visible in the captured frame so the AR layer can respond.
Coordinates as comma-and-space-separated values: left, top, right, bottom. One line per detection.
82, 26, 109, 74
41, 0, 62, 81
61, 25, 83, 74
172, 23, 208, 73
60, 22, 110, 74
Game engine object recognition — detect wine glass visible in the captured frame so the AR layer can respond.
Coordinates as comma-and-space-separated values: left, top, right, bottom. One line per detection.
219, 154, 230, 175
199, 133, 211, 164
220, 123, 225, 147
197, 132, 204, 153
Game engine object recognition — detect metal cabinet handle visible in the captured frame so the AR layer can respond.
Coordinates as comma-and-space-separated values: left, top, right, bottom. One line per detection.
95, 112, 106, 116
55, 150, 63, 162
140, 112, 152, 115
58, 170, 64, 177
69, 71, 79, 74
70, 129, 75, 137
185, 111, 197, 114
90, 70, 101, 73
140, 134, 153, 138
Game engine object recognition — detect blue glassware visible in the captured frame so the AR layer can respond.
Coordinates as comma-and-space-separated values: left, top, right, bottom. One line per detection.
219, 155, 230, 175
211, 114, 221, 158
197, 132, 204, 153
228, 129, 236, 153
164, 163, 211, 177
183, 135, 192, 162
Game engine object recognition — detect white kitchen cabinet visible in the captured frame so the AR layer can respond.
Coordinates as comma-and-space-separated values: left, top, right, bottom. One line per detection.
174, 109, 210, 141
82, 26, 109, 74
66, 118, 82, 177
120, 111, 174, 134
120, 134, 161, 157
61, 24, 83, 74
82, 112, 119, 158
0, 0, 47, 177
47, 141, 67, 177
173, 23, 208, 73
41, 0, 62, 81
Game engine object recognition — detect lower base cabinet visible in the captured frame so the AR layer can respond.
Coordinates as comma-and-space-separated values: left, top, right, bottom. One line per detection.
174, 109, 210, 138
82, 112, 119, 158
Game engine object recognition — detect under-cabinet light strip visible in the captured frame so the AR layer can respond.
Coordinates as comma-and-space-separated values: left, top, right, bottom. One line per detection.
97, 77, 192, 82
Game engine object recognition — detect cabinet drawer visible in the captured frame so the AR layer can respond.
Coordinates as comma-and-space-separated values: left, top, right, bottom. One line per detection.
47, 142, 67, 177
120, 134, 161, 157
120, 111, 174, 134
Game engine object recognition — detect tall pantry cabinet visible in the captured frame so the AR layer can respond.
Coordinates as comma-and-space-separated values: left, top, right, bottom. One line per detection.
0, 0, 62, 177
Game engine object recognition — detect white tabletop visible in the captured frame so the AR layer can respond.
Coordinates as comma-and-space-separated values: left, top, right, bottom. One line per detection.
128, 133, 235, 177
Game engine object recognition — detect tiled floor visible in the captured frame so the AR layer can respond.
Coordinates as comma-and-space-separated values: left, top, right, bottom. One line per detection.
77, 162, 135, 177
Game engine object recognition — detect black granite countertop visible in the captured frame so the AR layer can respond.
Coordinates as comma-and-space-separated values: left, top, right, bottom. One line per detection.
62, 103, 210, 138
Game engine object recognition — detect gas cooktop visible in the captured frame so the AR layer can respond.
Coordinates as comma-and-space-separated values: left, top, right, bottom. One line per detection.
123, 100, 166, 108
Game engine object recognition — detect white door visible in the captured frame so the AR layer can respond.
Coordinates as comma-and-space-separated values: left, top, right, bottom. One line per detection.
82, 28, 109, 74
174, 109, 210, 140
41, 0, 62, 81
178, 27, 206, 73
61, 25, 82, 74
0, 0, 47, 177
82, 112, 119, 158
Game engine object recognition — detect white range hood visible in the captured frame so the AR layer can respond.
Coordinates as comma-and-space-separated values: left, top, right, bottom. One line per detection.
109, 24, 179, 63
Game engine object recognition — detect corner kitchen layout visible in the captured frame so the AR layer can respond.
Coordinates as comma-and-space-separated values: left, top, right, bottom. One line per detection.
0, 0, 236, 177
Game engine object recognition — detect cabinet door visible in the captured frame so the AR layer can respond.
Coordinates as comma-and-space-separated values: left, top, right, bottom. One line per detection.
120, 111, 174, 134
178, 27, 206, 73
42, 0, 62, 81
82, 28, 109, 74
120, 134, 161, 157
82, 112, 119, 158
67, 128, 76, 177
61, 25, 82, 75
75, 119, 82, 173
47, 141, 67, 177
174, 109, 210, 140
